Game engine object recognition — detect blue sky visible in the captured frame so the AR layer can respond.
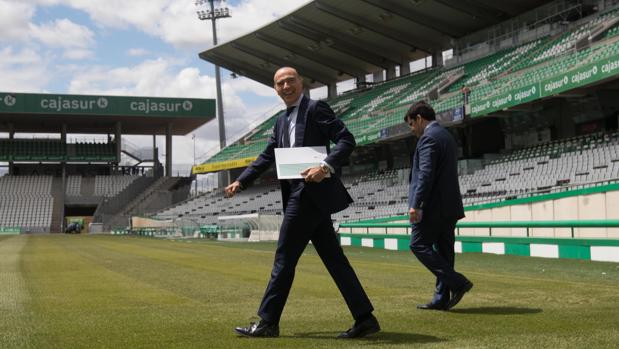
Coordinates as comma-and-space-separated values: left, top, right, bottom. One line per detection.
0, 0, 312, 166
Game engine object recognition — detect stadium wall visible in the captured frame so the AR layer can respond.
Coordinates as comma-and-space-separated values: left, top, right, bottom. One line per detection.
338, 233, 619, 262
460, 183, 619, 239
338, 183, 619, 262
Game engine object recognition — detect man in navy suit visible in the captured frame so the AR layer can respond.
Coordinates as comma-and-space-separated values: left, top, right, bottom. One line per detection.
406, 101, 473, 311
226, 67, 379, 339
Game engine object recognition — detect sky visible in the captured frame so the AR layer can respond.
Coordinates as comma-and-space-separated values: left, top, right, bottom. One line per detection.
0, 0, 314, 170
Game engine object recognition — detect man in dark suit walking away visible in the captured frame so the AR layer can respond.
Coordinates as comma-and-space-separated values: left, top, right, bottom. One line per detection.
226, 67, 379, 339
405, 101, 473, 311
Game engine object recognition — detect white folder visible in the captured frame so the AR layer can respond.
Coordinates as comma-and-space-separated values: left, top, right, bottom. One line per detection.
274, 146, 331, 179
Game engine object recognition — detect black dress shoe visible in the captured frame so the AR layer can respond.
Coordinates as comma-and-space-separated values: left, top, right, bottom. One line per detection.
447, 281, 473, 310
337, 314, 380, 339
234, 320, 279, 337
417, 303, 448, 311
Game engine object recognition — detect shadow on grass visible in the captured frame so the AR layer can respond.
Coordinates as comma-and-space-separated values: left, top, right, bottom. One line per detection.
450, 306, 543, 315
289, 331, 444, 344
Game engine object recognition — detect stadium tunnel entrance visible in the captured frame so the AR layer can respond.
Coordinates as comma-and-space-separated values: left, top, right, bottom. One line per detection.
64, 205, 96, 234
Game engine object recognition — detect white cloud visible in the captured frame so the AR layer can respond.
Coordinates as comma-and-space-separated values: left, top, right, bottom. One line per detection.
0, 46, 40, 65
0, 47, 50, 92
29, 18, 94, 49
160, 0, 312, 49
65, 58, 281, 163
226, 77, 274, 97
127, 48, 149, 56
68, 58, 204, 97
26, 0, 166, 31
0, 1, 95, 60
63, 48, 93, 60
20, 0, 311, 50
0, 1, 34, 42
0, 0, 298, 165
28, 18, 95, 60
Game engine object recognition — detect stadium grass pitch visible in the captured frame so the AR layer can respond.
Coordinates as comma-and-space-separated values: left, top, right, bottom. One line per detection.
1, 234, 618, 349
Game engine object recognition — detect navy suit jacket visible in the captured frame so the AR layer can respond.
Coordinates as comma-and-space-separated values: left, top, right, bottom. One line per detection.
409, 122, 465, 222
237, 96, 354, 215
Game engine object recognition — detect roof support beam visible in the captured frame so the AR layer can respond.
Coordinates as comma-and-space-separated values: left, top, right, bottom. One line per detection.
360, 0, 462, 37
469, 0, 525, 15
254, 32, 367, 77
292, 16, 405, 65
314, 1, 438, 52
433, 0, 505, 23
230, 43, 333, 85
279, 16, 399, 68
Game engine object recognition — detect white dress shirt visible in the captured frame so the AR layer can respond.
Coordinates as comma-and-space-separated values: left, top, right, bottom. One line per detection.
284, 95, 334, 173
285, 95, 303, 147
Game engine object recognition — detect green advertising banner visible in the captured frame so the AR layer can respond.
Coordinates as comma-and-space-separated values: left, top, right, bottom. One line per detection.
0, 92, 215, 118
541, 62, 599, 97
0, 227, 21, 234
356, 131, 381, 146
470, 53, 619, 117
541, 54, 619, 97
471, 83, 540, 116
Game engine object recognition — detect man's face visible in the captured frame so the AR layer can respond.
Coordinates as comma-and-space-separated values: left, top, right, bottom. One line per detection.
407, 115, 423, 138
274, 68, 303, 106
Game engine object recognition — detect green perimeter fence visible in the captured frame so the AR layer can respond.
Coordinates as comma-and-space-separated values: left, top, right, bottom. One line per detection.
338, 220, 619, 262
339, 219, 619, 238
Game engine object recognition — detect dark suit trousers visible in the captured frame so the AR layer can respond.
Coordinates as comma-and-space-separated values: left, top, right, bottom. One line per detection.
410, 219, 468, 305
258, 184, 374, 324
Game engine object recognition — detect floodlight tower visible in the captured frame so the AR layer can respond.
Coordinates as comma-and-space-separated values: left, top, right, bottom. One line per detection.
195, 0, 231, 186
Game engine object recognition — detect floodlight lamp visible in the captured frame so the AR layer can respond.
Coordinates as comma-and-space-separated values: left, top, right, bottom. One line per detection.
195, 0, 231, 21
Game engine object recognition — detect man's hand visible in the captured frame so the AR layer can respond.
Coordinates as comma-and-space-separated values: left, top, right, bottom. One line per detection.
301, 166, 327, 183
225, 181, 242, 198
409, 208, 423, 223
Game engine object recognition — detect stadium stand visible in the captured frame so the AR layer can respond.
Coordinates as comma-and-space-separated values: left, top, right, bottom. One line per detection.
0, 139, 117, 162
167, 5, 619, 231
207, 6, 619, 164
68, 142, 116, 162
159, 128, 619, 226
65, 175, 82, 196
157, 183, 282, 225
3, 1, 619, 238
93, 175, 140, 197
0, 171, 176, 232
459, 130, 619, 205
0, 176, 54, 232
512, 8, 619, 71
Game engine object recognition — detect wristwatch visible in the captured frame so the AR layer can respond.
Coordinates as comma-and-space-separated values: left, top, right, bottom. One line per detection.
319, 163, 330, 174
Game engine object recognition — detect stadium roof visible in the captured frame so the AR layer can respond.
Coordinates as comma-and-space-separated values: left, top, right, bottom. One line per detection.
0, 92, 215, 135
199, 0, 555, 89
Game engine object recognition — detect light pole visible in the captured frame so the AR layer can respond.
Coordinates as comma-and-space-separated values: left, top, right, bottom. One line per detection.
192, 134, 198, 195
192, 134, 196, 166
195, 0, 231, 187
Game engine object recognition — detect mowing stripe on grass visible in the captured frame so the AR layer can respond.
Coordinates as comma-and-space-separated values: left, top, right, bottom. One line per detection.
7, 236, 619, 348
0, 236, 32, 348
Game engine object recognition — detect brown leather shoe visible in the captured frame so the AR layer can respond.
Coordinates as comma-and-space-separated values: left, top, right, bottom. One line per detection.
234, 320, 279, 337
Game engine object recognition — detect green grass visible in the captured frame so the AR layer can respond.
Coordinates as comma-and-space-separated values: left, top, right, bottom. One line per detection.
1, 234, 618, 348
